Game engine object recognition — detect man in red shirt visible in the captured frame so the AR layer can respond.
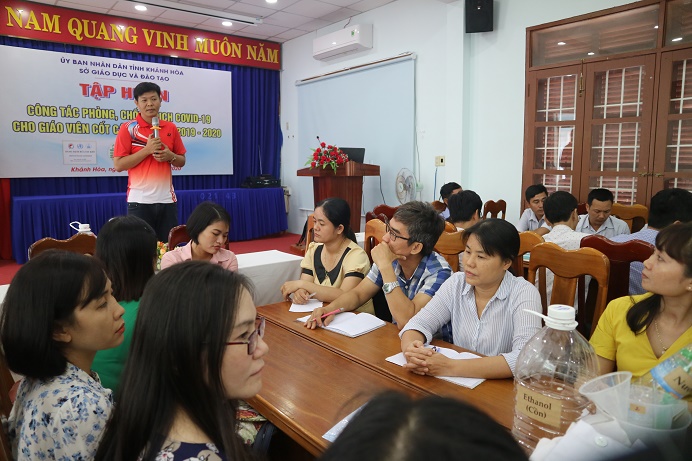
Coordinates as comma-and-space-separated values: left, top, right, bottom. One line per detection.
114, 82, 186, 242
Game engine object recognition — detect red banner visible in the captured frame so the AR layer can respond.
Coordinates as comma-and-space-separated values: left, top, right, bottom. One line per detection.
1, 0, 280, 70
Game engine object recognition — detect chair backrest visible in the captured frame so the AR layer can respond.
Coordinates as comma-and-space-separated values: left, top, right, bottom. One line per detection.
511, 231, 544, 277
434, 229, 465, 272
28, 233, 97, 260
431, 200, 447, 213
577, 202, 587, 215
611, 203, 648, 233
580, 235, 655, 302
482, 199, 506, 219
305, 213, 315, 248
167, 224, 191, 249
364, 219, 387, 264
365, 204, 398, 223
527, 242, 610, 336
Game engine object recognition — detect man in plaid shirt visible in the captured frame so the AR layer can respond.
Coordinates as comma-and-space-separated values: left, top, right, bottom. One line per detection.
306, 201, 452, 332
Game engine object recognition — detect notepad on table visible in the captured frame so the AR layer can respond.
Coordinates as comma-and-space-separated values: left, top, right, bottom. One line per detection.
288, 298, 324, 312
296, 312, 385, 338
386, 346, 485, 389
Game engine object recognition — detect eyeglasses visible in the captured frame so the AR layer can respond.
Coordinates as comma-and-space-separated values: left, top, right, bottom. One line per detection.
226, 316, 265, 355
384, 217, 412, 243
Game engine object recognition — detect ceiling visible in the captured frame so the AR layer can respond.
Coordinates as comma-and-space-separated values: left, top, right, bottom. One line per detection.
29, 0, 397, 43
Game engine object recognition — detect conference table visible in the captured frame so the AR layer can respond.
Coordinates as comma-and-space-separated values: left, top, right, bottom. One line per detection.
249, 301, 515, 456
237, 250, 303, 306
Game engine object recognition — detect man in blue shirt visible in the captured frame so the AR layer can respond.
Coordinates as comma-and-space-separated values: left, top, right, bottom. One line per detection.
516, 184, 548, 232
610, 188, 692, 294
306, 201, 452, 330
574, 188, 630, 238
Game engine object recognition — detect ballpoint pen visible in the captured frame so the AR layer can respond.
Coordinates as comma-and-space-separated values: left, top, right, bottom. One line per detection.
311, 307, 344, 322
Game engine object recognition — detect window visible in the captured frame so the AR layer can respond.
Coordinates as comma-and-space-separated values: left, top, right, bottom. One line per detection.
524, 0, 692, 208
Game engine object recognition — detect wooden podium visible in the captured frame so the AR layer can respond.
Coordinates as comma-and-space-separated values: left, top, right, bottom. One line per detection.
297, 162, 380, 232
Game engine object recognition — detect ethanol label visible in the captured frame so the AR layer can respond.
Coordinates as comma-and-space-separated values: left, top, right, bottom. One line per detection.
516, 386, 562, 428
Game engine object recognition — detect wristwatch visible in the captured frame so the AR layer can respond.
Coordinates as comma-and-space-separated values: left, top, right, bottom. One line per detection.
382, 281, 400, 294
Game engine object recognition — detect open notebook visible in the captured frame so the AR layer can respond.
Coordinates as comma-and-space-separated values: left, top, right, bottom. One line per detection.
386, 346, 485, 389
296, 312, 385, 338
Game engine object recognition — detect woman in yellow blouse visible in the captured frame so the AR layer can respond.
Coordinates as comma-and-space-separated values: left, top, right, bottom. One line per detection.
590, 223, 692, 386
281, 197, 373, 314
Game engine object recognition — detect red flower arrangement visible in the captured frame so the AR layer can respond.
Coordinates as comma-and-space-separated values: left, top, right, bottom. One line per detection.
306, 136, 349, 174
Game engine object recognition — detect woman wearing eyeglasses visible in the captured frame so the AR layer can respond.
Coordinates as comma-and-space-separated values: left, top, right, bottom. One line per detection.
281, 197, 373, 313
96, 261, 268, 461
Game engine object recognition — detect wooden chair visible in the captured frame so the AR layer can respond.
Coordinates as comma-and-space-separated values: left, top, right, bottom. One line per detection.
577, 202, 587, 215
305, 213, 315, 248
167, 224, 191, 249
434, 229, 465, 272
611, 203, 648, 233
431, 200, 447, 213
580, 235, 654, 302
511, 231, 544, 277
364, 204, 398, 222
444, 221, 457, 232
527, 242, 610, 337
28, 233, 97, 260
0, 350, 15, 461
364, 219, 387, 264
482, 199, 506, 219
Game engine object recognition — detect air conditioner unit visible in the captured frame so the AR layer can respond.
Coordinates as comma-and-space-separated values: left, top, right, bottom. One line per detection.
313, 24, 373, 60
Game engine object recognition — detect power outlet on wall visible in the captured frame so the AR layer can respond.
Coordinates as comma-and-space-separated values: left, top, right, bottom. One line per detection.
435, 156, 445, 167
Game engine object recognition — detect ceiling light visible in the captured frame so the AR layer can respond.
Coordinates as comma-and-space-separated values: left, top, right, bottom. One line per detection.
222, 20, 232, 26
672, 37, 683, 42
135, 5, 147, 11
557, 41, 566, 46
654, 25, 659, 29
125, 0, 261, 25
171, 55, 178, 58
266, 0, 278, 3
587, 52, 595, 56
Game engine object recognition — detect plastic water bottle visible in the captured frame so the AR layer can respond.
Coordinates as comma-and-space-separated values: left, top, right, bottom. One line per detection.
644, 345, 692, 401
512, 304, 599, 452
70, 221, 94, 236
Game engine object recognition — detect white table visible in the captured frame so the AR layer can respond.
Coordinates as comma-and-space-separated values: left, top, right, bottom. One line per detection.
237, 250, 303, 306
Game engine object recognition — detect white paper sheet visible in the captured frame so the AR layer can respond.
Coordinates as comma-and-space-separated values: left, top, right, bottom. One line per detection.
386, 346, 485, 389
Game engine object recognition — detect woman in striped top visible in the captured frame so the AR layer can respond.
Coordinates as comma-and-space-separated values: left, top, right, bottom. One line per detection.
400, 219, 542, 379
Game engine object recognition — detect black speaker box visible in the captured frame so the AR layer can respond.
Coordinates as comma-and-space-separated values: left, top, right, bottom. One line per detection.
465, 0, 493, 33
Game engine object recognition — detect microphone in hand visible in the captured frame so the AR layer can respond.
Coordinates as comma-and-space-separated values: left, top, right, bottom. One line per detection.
151, 116, 160, 139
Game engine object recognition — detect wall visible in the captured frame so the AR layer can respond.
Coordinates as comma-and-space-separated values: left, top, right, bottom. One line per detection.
280, 0, 632, 233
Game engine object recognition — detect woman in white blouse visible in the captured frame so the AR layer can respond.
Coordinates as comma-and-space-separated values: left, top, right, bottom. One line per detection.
400, 219, 542, 379
1, 250, 125, 460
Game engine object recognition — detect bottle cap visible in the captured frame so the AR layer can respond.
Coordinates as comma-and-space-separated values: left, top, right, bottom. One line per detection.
79, 223, 91, 232
524, 304, 578, 331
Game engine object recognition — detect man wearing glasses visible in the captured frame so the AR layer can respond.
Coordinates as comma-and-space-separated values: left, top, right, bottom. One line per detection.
306, 201, 452, 332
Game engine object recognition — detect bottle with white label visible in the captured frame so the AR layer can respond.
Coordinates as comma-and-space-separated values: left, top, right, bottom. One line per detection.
512, 304, 599, 453
643, 344, 692, 401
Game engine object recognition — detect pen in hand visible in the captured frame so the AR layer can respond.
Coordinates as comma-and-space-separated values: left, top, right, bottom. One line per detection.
311, 307, 344, 322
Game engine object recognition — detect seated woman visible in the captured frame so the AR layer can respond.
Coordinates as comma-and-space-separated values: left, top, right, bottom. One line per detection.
590, 222, 692, 393
281, 197, 373, 313
96, 261, 268, 461
320, 391, 527, 461
161, 201, 238, 271
1, 250, 125, 460
400, 219, 542, 379
92, 216, 157, 392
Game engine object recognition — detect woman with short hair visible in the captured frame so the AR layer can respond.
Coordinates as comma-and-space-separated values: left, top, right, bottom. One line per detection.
161, 201, 238, 271
2, 250, 125, 460
401, 219, 542, 379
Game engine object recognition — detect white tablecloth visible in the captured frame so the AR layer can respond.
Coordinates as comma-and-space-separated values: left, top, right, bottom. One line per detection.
237, 250, 304, 306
